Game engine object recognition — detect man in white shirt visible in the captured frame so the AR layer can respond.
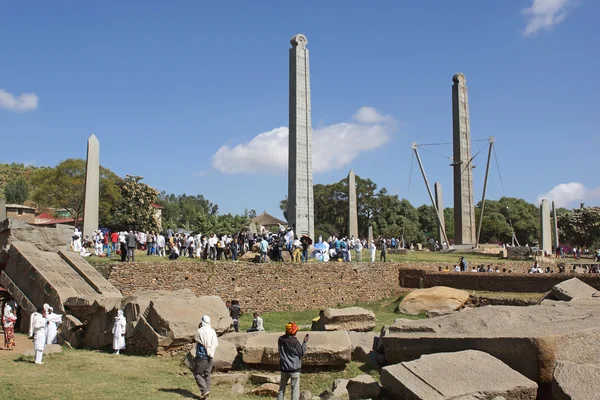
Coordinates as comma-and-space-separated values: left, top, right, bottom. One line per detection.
247, 312, 265, 332
157, 234, 166, 257
194, 315, 218, 399
29, 308, 47, 365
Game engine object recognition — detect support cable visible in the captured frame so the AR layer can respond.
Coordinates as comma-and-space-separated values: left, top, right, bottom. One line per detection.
401, 152, 415, 244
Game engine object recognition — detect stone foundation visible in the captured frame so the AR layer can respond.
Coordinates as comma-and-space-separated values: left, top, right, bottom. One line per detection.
109, 262, 403, 312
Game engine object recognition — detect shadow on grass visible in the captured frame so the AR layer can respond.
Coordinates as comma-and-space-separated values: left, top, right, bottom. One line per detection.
13, 355, 34, 364
158, 388, 201, 399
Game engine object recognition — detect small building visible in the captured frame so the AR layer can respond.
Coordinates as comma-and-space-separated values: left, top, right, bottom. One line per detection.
32, 212, 77, 227
5, 204, 36, 223
251, 212, 287, 233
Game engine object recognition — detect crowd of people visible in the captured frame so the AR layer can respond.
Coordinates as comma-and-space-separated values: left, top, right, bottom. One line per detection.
2, 302, 63, 363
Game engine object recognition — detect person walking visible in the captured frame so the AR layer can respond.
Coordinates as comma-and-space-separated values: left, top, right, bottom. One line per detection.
112, 310, 127, 354
379, 238, 387, 262
370, 240, 376, 263
355, 238, 363, 262
29, 307, 47, 364
126, 231, 137, 262
277, 322, 309, 400
44, 304, 62, 345
3, 303, 17, 350
194, 315, 218, 400
259, 236, 269, 263
229, 300, 242, 333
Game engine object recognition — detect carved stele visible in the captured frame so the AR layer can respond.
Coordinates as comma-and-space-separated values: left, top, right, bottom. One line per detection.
287, 34, 314, 238
348, 170, 358, 239
452, 73, 476, 245
83, 134, 100, 239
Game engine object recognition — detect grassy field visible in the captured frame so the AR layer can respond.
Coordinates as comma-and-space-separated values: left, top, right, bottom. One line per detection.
236, 296, 422, 333
0, 342, 377, 400
0, 297, 415, 400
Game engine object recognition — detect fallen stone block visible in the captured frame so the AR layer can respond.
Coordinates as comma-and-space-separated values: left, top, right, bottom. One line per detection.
550, 278, 598, 301
331, 378, 348, 397
348, 331, 377, 362
250, 373, 281, 384
382, 301, 600, 384
346, 374, 381, 399
122, 289, 232, 353
221, 331, 266, 351
243, 331, 351, 367
312, 307, 376, 332
381, 350, 538, 400
397, 286, 469, 315
183, 339, 239, 372
299, 391, 312, 400
250, 383, 279, 397
231, 382, 245, 395
552, 360, 600, 400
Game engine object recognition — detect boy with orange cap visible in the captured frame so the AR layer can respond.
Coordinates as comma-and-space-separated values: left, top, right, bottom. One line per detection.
277, 322, 309, 400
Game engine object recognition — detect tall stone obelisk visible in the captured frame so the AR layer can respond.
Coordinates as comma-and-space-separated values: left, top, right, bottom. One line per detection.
452, 73, 476, 245
552, 201, 559, 250
287, 34, 314, 239
348, 170, 359, 239
83, 134, 100, 239
434, 182, 445, 244
540, 199, 552, 254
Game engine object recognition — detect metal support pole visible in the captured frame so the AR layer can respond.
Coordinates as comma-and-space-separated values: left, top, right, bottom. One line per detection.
475, 137, 494, 248
412, 143, 450, 247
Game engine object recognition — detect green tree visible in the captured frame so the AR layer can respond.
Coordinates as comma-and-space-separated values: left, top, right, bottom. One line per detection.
30, 159, 122, 227
558, 206, 600, 247
113, 175, 159, 232
3, 177, 30, 204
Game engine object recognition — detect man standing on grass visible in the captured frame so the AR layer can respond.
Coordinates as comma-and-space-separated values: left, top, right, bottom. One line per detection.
277, 322, 309, 400
126, 230, 137, 262
194, 315, 218, 399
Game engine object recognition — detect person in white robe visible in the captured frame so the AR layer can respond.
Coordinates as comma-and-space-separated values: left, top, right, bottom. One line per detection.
29, 308, 47, 364
45, 306, 62, 344
112, 310, 126, 354
370, 240, 377, 263
72, 228, 82, 252
193, 315, 219, 399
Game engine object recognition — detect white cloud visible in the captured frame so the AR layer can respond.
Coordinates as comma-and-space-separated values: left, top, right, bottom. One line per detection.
536, 182, 600, 208
522, 0, 573, 37
212, 106, 397, 174
0, 89, 39, 111
353, 106, 394, 124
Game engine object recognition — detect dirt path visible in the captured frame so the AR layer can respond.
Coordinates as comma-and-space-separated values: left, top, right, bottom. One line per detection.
0, 332, 33, 358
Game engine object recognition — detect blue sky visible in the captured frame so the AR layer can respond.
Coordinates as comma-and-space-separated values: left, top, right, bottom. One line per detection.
1, 1, 599, 218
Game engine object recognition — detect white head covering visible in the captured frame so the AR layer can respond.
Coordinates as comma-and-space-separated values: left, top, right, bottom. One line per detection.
3, 304, 12, 318
43, 303, 50, 313
201, 315, 211, 325
115, 310, 126, 323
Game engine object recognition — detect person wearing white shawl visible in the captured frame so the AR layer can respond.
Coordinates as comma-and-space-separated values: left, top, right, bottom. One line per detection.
29, 307, 47, 364
112, 310, 126, 354
3, 303, 17, 350
370, 240, 376, 263
44, 305, 62, 344
193, 315, 219, 399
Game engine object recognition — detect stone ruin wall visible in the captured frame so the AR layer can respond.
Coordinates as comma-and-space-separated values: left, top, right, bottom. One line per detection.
400, 268, 600, 293
109, 262, 402, 313
107, 260, 541, 312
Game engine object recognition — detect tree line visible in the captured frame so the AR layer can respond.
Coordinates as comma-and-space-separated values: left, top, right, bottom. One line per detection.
280, 174, 598, 248
1, 162, 598, 247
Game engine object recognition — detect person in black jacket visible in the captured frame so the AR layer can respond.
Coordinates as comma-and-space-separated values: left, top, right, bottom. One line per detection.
277, 322, 309, 400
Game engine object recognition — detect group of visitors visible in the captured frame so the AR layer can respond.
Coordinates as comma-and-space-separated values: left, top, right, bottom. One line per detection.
191, 313, 307, 400
2, 302, 62, 364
